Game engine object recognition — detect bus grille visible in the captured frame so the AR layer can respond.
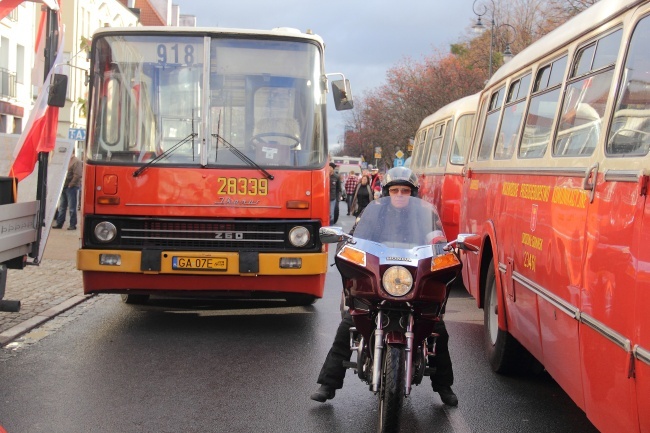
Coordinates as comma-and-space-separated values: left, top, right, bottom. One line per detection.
84, 217, 321, 252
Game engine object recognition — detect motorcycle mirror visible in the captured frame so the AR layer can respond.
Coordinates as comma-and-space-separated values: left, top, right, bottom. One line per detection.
319, 226, 349, 244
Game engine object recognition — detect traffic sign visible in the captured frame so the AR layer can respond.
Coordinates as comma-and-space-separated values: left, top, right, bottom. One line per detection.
395, 150, 404, 159
394, 157, 405, 167
68, 128, 86, 141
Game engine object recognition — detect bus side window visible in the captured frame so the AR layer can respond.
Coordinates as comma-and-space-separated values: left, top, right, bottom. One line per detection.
554, 29, 622, 157
519, 56, 567, 159
607, 17, 650, 157
477, 87, 505, 160
450, 114, 474, 165
495, 73, 531, 160
427, 122, 445, 167
439, 119, 453, 167
416, 128, 429, 169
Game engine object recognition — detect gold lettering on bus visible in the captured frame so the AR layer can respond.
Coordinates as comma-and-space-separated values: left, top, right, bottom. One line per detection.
551, 187, 588, 209
470, 180, 480, 190
217, 177, 268, 196
502, 182, 519, 197
521, 232, 543, 251
523, 251, 537, 272
519, 183, 550, 202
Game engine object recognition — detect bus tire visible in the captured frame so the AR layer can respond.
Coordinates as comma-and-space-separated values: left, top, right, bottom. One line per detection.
284, 294, 317, 306
121, 294, 150, 305
483, 259, 527, 374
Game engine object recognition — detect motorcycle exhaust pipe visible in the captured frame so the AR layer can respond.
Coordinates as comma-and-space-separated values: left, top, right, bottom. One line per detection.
371, 311, 385, 392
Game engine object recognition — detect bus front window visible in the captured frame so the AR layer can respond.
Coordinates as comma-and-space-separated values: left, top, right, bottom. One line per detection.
88, 35, 204, 164
87, 35, 325, 169
208, 38, 325, 168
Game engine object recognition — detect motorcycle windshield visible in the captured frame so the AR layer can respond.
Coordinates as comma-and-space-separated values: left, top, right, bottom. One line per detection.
352, 196, 446, 249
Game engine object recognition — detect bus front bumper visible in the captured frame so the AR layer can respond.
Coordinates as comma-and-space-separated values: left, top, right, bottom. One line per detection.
77, 249, 328, 296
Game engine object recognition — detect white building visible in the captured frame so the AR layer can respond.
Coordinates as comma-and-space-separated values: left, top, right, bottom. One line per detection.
0, 2, 37, 135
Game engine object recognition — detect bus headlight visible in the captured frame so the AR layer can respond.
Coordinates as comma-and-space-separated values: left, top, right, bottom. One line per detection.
382, 266, 413, 297
289, 226, 310, 247
94, 221, 117, 243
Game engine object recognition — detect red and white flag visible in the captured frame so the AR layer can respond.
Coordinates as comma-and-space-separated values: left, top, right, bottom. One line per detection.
8, 2, 64, 181
0, 0, 59, 23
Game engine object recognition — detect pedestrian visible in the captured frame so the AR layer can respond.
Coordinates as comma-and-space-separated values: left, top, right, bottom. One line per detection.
328, 162, 342, 223
370, 169, 382, 197
53, 155, 83, 230
344, 170, 358, 215
350, 174, 373, 217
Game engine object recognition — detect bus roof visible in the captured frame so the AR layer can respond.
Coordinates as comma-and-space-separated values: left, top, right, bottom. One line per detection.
91, 26, 325, 45
418, 92, 481, 130
488, 0, 645, 86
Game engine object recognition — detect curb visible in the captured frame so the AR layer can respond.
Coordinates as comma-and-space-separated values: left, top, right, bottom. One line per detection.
0, 295, 91, 346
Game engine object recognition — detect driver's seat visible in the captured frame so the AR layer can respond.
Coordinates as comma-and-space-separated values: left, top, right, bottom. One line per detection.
252, 118, 301, 165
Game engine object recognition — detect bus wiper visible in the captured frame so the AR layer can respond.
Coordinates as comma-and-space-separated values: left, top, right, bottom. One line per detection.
211, 133, 274, 180
133, 132, 198, 177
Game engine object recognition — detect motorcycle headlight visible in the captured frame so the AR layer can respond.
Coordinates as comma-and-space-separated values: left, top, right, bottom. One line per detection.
382, 266, 413, 297
289, 226, 310, 247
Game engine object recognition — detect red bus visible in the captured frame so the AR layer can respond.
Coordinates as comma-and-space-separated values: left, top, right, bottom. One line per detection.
410, 93, 479, 241
77, 26, 352, 305
457, 0, 650, 431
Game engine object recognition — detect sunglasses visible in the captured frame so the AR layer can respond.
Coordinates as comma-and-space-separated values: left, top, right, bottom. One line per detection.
388, 187, 411, 195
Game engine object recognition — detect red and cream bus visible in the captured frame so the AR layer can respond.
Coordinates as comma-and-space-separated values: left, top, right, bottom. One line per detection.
76, 26, 352, 305
457, 0, 650, 431
410, 93, 479, 241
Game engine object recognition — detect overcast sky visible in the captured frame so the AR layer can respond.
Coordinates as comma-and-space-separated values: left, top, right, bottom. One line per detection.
177, 0, 480, 151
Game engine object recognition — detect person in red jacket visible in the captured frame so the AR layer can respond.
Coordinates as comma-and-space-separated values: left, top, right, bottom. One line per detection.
343, 171, 358, 215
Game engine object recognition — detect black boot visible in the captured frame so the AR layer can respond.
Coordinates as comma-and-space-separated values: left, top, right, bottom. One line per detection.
310, 385, 336, 403
435, 386, 458, 406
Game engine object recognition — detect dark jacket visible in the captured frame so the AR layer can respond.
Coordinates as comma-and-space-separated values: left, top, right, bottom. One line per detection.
329, 174, 342, 201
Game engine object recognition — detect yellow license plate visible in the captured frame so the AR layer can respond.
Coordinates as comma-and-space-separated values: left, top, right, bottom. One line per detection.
172, 256, 228, 271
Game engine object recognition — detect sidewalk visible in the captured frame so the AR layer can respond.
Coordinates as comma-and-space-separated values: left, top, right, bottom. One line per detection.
0, 226, 88, 345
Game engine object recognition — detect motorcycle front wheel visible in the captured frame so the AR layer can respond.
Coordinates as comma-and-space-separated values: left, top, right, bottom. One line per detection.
377, 344, 405, 433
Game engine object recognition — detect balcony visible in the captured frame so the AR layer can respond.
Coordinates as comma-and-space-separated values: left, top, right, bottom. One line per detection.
0, 68, 17, 99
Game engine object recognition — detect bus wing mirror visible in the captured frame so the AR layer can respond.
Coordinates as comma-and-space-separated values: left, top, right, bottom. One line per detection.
331, 79, 353, 111
48, 73, 68, 108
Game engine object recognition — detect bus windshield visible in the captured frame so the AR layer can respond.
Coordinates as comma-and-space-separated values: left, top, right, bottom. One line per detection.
87, 34, 326, 169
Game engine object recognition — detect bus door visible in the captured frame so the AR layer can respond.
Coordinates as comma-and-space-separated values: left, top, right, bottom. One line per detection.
636, 176, 650, 431
422, 121, 447, 224
443, 112, 473, 242
578, 17, 650, 432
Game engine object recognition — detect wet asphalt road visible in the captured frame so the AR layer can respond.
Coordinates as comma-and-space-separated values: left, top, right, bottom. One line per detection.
0, 214, 599, 433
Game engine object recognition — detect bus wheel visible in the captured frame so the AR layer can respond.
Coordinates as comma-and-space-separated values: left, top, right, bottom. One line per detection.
121, 294, 150, 305
483, 259, 527, 374
285, 294, 317, 306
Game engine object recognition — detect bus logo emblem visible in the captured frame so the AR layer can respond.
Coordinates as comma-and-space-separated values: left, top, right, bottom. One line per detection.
531, 204, 538, 232
215, 232, 244, 240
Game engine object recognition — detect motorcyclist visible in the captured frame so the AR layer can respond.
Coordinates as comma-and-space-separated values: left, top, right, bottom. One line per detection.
310, 166, 459, 407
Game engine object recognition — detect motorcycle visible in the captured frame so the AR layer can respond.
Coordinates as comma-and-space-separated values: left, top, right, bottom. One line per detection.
320, 195, 479, 433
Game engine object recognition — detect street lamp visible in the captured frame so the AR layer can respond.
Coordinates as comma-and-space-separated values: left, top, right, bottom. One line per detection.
472, 0, 516, 78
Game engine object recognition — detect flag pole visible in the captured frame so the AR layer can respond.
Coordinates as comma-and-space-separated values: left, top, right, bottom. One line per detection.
32, 5, 58, 260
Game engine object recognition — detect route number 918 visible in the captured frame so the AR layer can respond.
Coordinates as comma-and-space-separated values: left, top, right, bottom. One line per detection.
157, 43, 195, 66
